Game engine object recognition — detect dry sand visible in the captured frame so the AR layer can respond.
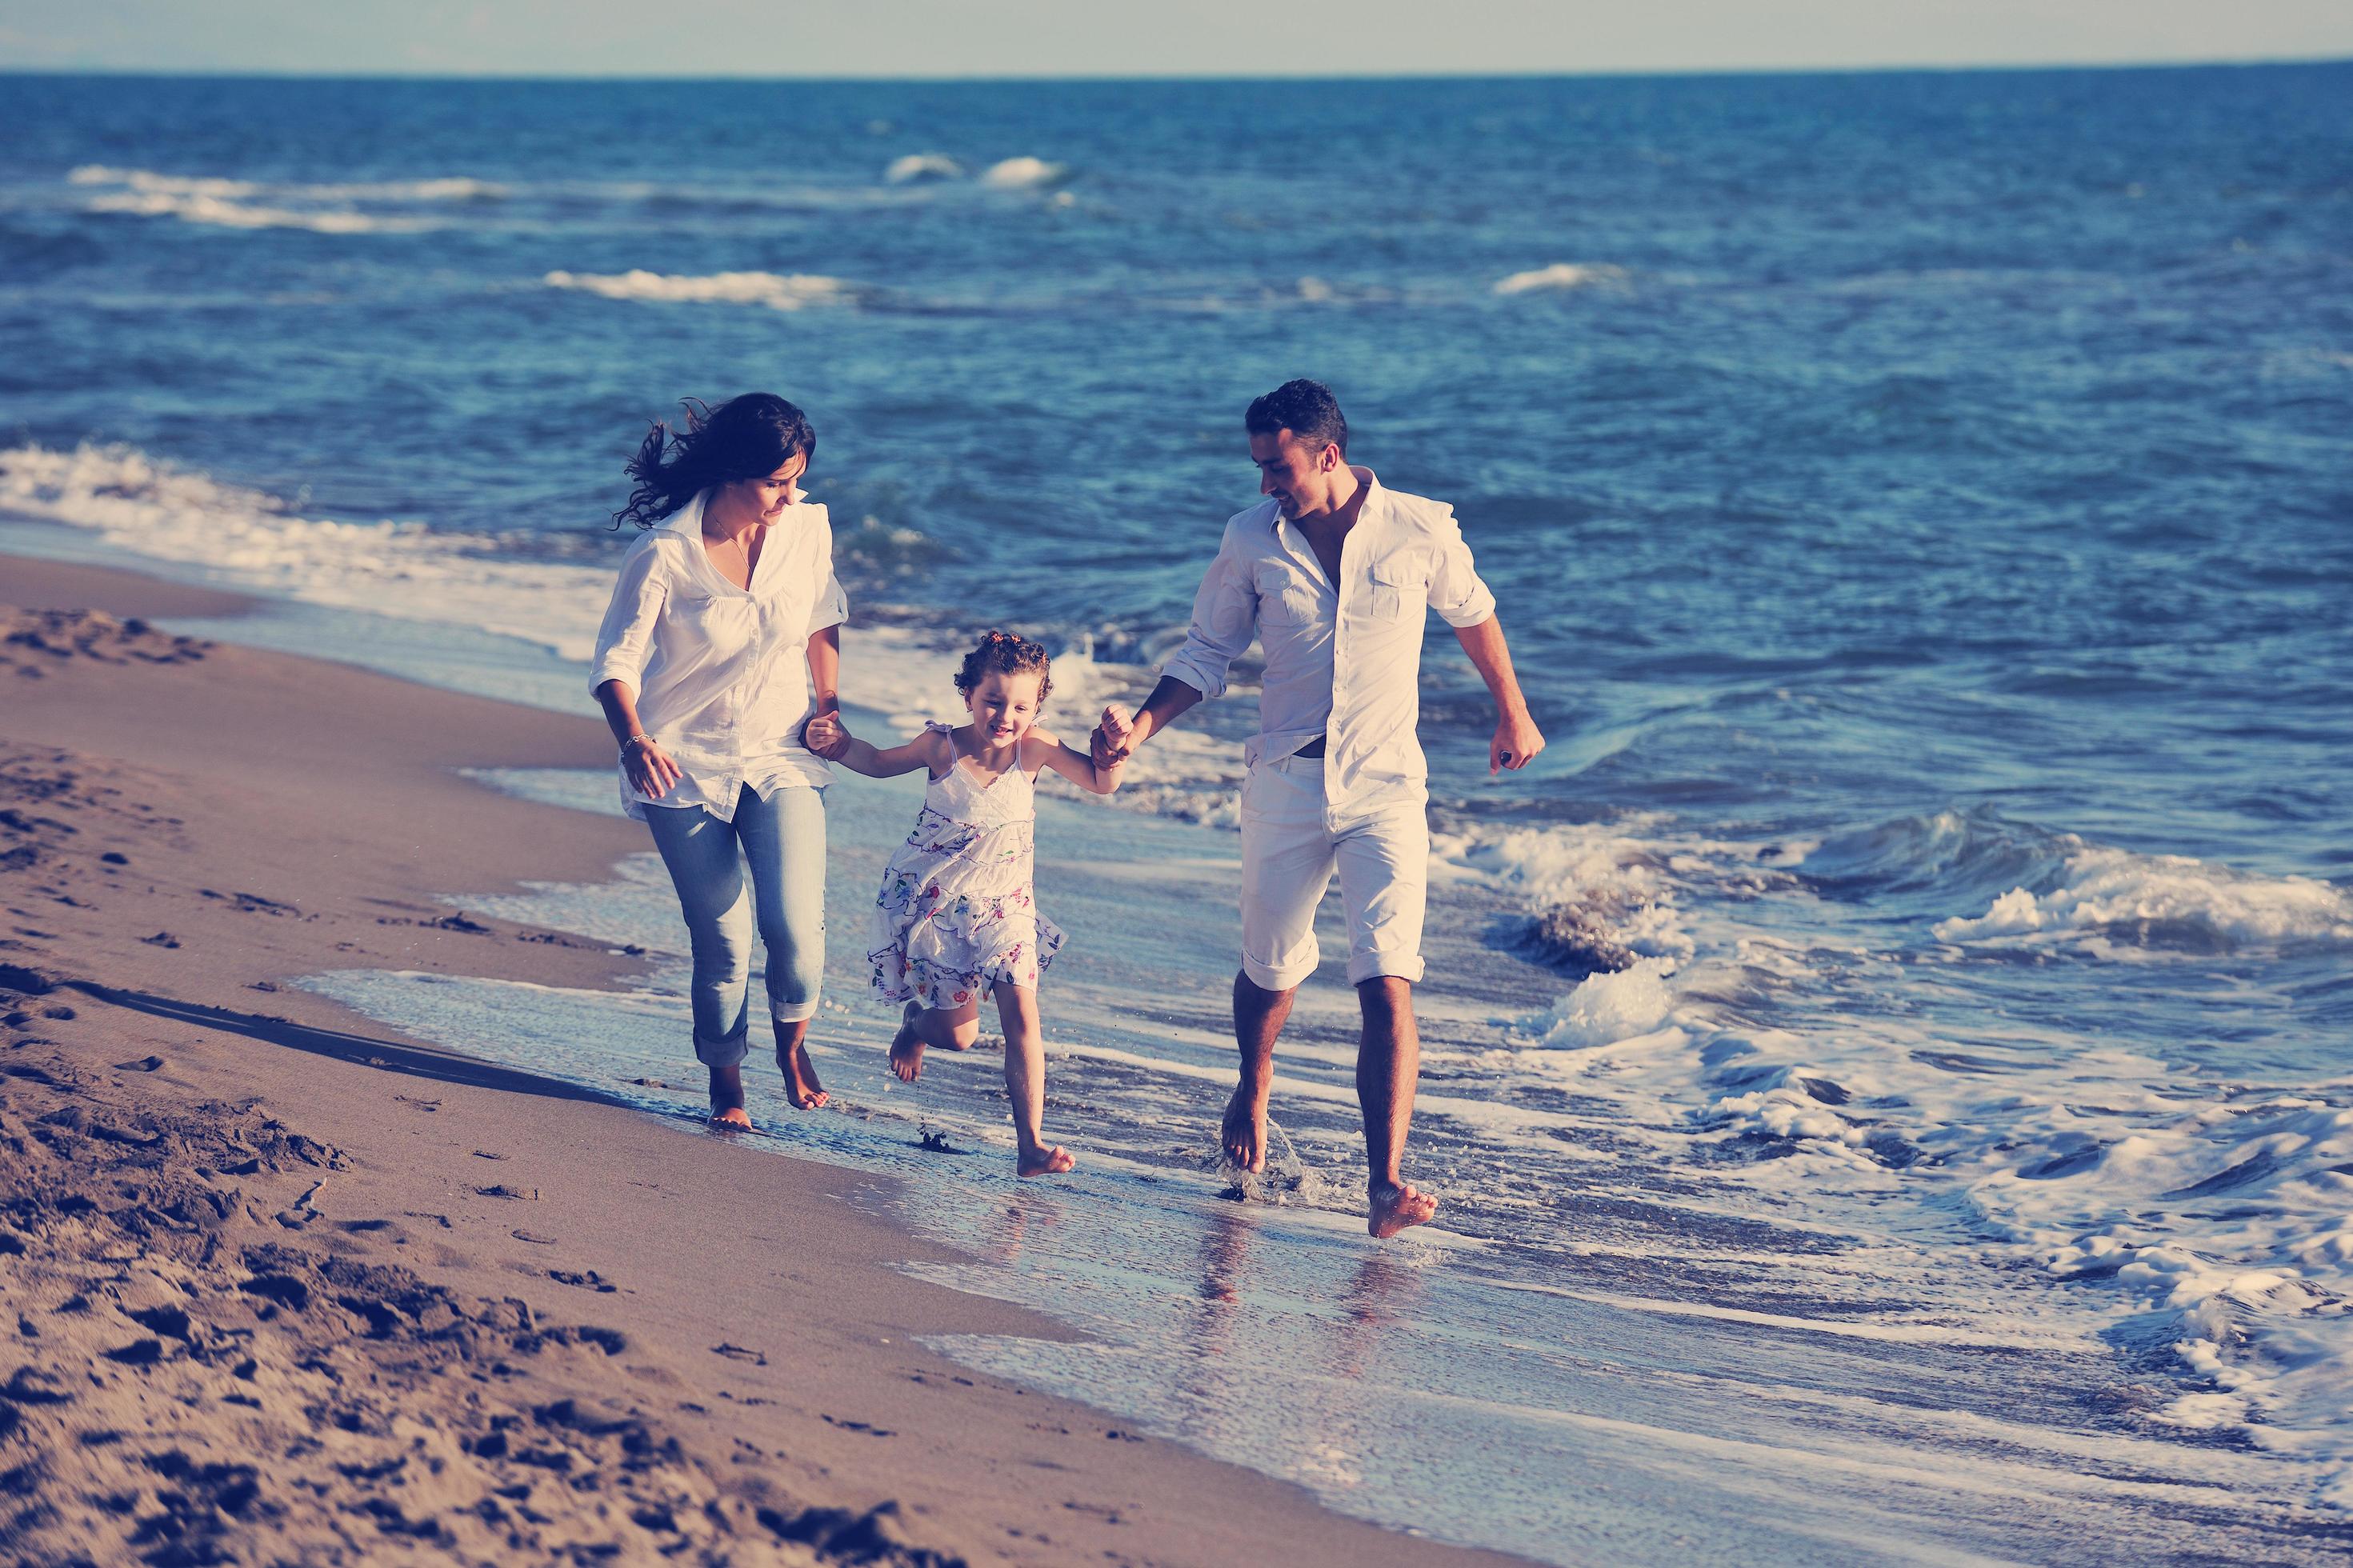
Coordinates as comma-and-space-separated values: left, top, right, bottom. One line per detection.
0, 554, 1521, 1566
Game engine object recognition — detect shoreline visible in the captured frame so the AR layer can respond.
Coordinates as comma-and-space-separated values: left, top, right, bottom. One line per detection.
0, 553, 1522, 1566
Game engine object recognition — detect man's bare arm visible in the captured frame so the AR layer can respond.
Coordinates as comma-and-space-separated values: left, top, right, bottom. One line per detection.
1454, 615, 1545, 774
1093, 674, 1204, 767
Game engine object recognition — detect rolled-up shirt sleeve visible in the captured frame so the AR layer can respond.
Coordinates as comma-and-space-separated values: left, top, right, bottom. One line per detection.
1158, 520, 1258, 700
589, 540, 666, 698
805, 510, 848, 636
807, 568, 849, 636
1427, 511, 1498, 628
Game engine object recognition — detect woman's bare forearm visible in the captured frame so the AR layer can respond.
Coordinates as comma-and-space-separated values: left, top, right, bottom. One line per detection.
806, 626, 841, 718
594, 678, 646, 745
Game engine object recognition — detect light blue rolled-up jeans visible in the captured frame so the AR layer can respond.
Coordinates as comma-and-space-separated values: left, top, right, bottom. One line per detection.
642, 783, 826, 1067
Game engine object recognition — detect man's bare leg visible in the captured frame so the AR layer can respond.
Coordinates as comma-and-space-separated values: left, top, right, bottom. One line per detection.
773, 1017, 828, 1109
708, 1062, 751, 1129
1358, 976, 1437, 1238
1224, 970, 1295, 1172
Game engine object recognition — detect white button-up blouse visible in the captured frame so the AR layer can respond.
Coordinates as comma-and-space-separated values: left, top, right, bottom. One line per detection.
1158, 469, 1497, 814
589, 486, 848, 821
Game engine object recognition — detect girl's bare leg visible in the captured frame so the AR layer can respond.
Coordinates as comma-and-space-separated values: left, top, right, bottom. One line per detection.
994, 982, 1073, 1176
890, 998, 978, 1082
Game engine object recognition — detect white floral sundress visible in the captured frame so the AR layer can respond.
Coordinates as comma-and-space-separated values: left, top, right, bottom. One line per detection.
866, 723, 1064, 1010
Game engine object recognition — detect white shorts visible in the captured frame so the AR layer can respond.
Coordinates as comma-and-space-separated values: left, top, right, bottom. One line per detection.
1238, 755, 1429, 991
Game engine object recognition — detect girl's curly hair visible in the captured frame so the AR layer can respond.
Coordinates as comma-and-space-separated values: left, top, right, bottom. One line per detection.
955, 630, 1053, 703
613, 392, 817, 528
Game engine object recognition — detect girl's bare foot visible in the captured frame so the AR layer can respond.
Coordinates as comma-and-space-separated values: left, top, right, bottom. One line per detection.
1018, 1143, 1075, 1177
1368, 1178, 1438, 1239
777, 1039, 828, 1109
709, 1063, 752, 1129
889, 1002, 926, 1082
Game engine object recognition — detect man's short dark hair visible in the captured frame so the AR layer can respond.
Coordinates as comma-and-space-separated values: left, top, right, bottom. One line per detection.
1245, 379, 1347, 458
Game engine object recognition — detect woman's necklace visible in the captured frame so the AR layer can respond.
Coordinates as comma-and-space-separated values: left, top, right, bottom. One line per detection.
706, 522, 757, 586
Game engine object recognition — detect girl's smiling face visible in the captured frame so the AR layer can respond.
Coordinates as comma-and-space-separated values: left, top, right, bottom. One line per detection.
965, 669, 1045, 750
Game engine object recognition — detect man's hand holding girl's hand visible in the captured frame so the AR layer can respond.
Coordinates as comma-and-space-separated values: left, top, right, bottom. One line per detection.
803, 712, 854, 761
1092, 704, 1140, 770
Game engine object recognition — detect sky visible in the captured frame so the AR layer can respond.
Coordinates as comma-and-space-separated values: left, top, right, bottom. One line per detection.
2, 0, 2349, 78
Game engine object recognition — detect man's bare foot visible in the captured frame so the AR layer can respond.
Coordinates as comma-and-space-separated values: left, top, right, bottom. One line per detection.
709, 1063, 751, 1129
1368, 1179, 1438, 1239
777, 1038, 829, 1109
889, 1002, 925, 1083
1221, 1078, 1270, 1173
1018, 1143, 1076, 1177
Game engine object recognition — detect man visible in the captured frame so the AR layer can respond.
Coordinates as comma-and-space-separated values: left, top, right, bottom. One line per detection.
1092, 380, 1543, 1238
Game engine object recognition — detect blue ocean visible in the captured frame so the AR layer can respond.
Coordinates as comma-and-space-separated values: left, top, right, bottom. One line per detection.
3, 65, 2351, 1561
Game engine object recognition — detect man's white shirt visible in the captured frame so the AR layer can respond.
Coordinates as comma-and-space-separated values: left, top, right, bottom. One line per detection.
1160, 467, 1496, 818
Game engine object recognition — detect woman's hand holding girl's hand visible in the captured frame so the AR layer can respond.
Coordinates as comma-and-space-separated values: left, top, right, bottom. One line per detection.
803, 711, 854, 760
626, 738, 683, 799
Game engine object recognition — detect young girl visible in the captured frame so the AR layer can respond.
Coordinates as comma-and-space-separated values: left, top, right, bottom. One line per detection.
804, 632, 1130, 1176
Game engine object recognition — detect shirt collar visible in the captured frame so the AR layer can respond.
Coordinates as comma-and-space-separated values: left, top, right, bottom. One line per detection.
660, 481, 810, 538
1274, 465, 1386, 539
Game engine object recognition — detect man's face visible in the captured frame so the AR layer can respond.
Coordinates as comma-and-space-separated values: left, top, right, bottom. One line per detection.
1251, 430, 1338, 520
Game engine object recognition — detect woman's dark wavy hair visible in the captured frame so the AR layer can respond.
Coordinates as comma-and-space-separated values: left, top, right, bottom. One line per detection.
613, 393, 817, 528
954, 630, 1054, 703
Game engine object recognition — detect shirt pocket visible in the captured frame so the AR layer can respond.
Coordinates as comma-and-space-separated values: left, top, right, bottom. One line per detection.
1358, 554, 1430, 622
1255, 567, 1323, 630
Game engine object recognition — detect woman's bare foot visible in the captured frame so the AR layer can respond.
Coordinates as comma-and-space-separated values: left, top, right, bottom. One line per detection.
1220, 1076, 1271, 1173
709, 1063, 752, 1129
1018, 1143, 1075, 1177
776, 1038, 828, 1109
889, 1002, 926, 1082
1368, 1179, 1438, 1239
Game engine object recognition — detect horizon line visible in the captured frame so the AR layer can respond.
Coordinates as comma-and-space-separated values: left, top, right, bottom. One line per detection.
2, 54, 2349, 85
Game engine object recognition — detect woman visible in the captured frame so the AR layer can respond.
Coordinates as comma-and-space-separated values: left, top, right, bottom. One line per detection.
590, 393, 843, 1126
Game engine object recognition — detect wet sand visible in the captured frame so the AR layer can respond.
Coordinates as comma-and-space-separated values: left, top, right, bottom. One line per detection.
0, 554, 1521, 1566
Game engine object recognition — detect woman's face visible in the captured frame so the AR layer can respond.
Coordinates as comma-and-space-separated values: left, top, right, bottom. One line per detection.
714, 454, 806, 526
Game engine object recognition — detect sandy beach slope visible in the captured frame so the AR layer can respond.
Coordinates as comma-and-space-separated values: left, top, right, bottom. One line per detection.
0, 555, 1523, 1566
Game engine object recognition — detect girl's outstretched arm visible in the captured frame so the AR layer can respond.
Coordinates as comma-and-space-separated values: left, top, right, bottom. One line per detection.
806, 714, 951, 779
1029, 706, 1130, 794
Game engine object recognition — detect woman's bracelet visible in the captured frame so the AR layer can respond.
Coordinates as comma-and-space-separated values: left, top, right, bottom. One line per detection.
621, 734, 657, 755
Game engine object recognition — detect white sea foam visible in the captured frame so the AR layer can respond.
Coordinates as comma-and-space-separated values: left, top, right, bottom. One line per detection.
1949, 1089, 2353, 1498
70, 165, 257, 197
542, 269, 856, 310
1935, 846, 2353, 948
67, 165, 502, 234
884, 153, 964, 183
1439, 818, 1699, 961
302, 176, 507, 202
0, 443, 994, 723
83, 190, 429, 234
1494, 262, 1630, 295
979, 155, 1066, 189
1522, 958, 1679, 1048
0, 442, 613, 662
